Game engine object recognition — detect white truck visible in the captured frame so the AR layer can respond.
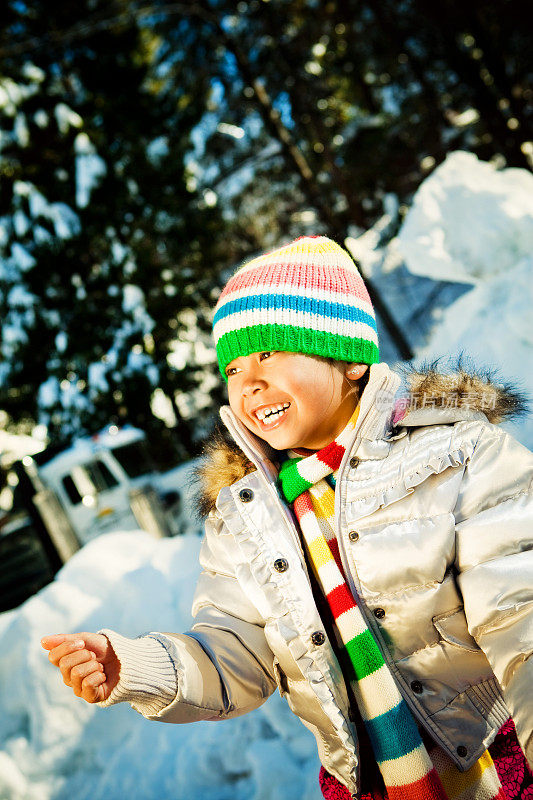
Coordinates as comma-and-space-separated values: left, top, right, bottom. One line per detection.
33, 424, 201, 546
23, 425, 204, 545
0, 425, 202, 610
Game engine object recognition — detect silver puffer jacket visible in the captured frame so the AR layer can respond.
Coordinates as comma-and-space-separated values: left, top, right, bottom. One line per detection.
101, 362, 533, 798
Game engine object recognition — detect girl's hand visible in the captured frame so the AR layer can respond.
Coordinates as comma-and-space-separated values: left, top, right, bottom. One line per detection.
41, 632, 120, 704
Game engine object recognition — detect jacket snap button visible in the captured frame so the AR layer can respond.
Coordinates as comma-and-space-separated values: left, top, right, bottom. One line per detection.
374, 607, 386, 619
311, 631, 326, 646
410, 680, 423, 694
348, 530, 359, 542
349, 456, 360, 468
457, 745, 468, 758
238, 488, 254, 502
273, 558, 289, 573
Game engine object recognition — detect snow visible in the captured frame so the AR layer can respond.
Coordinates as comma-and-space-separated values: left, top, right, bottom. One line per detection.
110, 239, 128, 264
395, 151, 533, 447
21, 64, 46, 84
14, 113, 30, 147
74, 133, 107, 209
33, 110, 49, 128
397, 151, 533, 285
146, 136, 169, 165
87, 362, 109, 393
122, 285, 152, 329
49, 203, 82, 240
10, 242, 36, 272
12, 210, 30, 237
0, 430, 46, 466
7, 285, 36, 308
0, 77, 38, 115
150, 388, 178, 428
0, 533, 321, 800
54, 103, 83, 135
55, 332, 68, 353
13, 180, 81, 239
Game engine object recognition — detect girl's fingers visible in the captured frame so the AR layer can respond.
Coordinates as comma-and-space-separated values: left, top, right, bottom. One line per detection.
59, 650, 97, 686
70, 660, 105, 696
41, 634, 69, 649
42, 632, 111, 704
58, 649, 94, 672
47, 639, 86, 667
81, 671, 107, 703
41, 633, 86, 650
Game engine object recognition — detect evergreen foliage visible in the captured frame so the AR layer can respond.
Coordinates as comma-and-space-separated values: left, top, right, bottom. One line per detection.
1, 0, 531, 462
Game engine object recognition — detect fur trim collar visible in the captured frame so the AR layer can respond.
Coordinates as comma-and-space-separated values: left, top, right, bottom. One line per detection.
195, 429, 256, 518
397, 357, 528, 426
196, 359, 528, 515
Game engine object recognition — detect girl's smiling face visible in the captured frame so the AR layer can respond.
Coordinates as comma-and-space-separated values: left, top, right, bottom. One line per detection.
226, 351, 367, 451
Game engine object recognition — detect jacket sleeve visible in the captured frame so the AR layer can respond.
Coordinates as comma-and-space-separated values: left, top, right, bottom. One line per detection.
454, 422, 533, 766
97, 509, 277, 723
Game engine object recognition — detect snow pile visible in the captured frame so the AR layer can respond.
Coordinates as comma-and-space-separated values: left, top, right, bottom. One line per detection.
396, 151, 533, 447
398, 151, 533, 284
0, 531, 321, 800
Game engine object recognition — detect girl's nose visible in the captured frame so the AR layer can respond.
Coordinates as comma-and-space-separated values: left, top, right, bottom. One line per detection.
241, 374, 267, 396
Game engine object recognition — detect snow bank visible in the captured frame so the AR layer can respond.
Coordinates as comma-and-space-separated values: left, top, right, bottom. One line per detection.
0, 531, 321, 800
396, 151, 533, 447
397, 151, 533, 285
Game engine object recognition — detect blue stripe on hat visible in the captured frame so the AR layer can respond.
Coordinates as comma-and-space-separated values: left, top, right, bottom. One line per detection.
213, 293, 377, 332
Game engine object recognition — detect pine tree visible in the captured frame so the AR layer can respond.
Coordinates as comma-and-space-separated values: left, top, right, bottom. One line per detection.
0, 0, 228, 462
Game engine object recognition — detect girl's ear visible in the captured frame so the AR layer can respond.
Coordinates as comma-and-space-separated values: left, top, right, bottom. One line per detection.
345, 363, 369, 380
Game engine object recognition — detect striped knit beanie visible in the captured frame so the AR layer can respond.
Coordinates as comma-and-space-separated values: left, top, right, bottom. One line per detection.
213, 235, 379, 379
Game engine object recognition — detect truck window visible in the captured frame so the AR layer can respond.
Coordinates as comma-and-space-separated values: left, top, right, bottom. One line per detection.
61, 459, 119, 505
62, 474, 82, 505
86, 460, 119, 491
111, 441, 154, 478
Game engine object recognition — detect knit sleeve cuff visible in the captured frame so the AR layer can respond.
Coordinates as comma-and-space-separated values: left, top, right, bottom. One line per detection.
95, 628, 178, 717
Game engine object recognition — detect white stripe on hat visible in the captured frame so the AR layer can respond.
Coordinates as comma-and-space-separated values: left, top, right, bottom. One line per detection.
213, 308, 378, 346
216, 283, 374, 318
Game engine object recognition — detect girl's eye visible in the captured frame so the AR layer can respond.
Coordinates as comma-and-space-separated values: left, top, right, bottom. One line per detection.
226, 352, 275, 376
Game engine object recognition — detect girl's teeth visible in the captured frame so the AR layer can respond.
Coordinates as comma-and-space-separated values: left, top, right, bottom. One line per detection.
266, 409, 284, 420
258, 406, 288, 422
256, 404, 289, 421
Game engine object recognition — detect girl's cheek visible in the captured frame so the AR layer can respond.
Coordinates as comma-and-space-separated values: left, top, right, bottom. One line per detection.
227, 388, 244, 418
226, 382, 237, 406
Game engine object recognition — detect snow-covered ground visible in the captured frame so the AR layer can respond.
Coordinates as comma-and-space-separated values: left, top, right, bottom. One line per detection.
1, 150, 532, 799
0, 532, 321, 800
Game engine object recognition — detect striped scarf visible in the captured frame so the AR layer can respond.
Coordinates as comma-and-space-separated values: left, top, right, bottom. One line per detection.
278, 406, 505, 800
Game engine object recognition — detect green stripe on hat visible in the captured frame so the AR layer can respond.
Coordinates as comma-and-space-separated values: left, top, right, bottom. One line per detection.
217, 324, 379, 379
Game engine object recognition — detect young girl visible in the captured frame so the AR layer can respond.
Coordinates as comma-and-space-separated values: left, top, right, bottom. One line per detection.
42, 236, 533, 800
